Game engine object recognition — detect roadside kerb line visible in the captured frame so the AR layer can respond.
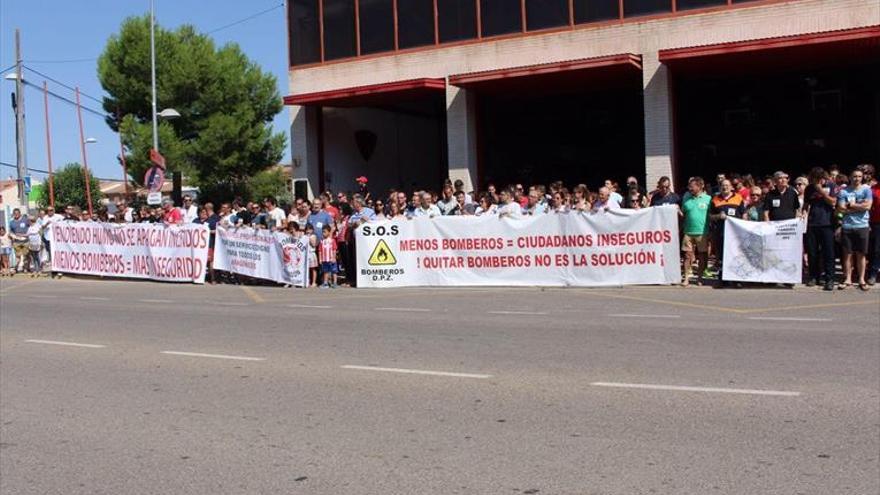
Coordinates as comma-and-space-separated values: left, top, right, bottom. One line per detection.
160, 351, 266, 361
590, 382, 800, 397
342, 365, 492, 379
25, 339, 106, 349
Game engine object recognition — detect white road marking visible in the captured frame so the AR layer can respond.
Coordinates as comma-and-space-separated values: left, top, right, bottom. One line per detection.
590, 382, 800, 397
25, 339, 106, 349
375, 307, 431, 312
30, 295, 58, 299
487, 310, 548, 316
609, 314, 680, 319
225, 302, 249, 307
79, 296, 110, 301
747, 317, 832, 322
288, 304, 333, 309
342, 365, 491, 379
160, 351, 266, 362
139, 299, 172, 304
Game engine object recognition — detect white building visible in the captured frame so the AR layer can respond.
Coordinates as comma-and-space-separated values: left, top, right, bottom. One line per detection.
285, 0, 880, 196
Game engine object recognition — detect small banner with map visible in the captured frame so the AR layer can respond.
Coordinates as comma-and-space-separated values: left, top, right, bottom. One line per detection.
722, 217, 804, 284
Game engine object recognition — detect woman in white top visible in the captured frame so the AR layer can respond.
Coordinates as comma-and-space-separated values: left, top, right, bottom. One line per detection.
572, 184, 591, 212
551, 189, 570, 213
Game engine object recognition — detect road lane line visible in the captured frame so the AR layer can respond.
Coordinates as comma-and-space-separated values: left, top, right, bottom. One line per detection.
747, 317, 832, 322
30, 295, 58, 299
488, 310, 548, 316
609, 314, 680, 318
160, 351, 266, 361
288, 304, 333, 309
590, 382, 800, 397
341, 365, 491, 379
375, 307, 431, 312
225, 302, 249, 307
240, 286, 265, 304
79, 296, 110, 301
25, 339, 106, 349
139, 299, 172, 304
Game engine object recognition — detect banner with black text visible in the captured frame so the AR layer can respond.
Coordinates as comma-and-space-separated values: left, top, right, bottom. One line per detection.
722, 217, 804, 284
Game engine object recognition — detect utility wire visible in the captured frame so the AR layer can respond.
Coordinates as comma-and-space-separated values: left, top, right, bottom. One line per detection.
24, 57, 98, 64
0, 161, 121, 182
206, 2, 284, 34
1, 63, 17, 75
19, 78, 108, 118
22, 65, 105, 106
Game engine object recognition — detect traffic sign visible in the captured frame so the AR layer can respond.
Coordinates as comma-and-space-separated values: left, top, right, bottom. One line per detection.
144, 166, 165, 193
147, 192, 162, 205
23, 175, 32, 194
150, 148, 166, 169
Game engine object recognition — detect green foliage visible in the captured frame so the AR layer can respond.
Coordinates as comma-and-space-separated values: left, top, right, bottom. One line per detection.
97, 15, 286, 193
36, 163, 102, 212
249, 168, 292, 205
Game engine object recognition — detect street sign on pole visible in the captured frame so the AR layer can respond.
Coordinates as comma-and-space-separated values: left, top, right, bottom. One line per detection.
23, 175, 31, 194
147, 192, 162, 205
150, 148, 166, 169
144, 166, 165, 193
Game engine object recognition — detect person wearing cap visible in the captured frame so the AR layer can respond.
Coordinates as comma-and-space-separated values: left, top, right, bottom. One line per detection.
355, 176, 370, 202
763, 171, 801, 221
162, 198, 183, 225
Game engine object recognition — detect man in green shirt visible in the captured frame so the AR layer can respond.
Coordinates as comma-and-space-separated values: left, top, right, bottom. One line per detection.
680, 177, 711, 286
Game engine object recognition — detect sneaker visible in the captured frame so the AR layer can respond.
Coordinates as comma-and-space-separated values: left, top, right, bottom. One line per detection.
823, 281, 835, 291
867, 275, 877, 286
805, 279, 816, 287
319, 283, 330, 289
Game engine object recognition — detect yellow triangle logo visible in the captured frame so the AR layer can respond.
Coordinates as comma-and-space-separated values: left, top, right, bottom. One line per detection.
368, 239, 397, 265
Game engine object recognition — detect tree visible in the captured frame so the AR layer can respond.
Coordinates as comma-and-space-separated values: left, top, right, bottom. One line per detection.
249, 167, 292, 206
97, 15, 286, 200
36, 163, 102, 212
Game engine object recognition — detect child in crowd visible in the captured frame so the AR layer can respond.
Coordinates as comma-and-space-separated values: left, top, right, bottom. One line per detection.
319, 224, 338, 288
26, 217, 43, 276
0, 227, 11, 276
304, 223, 318, 287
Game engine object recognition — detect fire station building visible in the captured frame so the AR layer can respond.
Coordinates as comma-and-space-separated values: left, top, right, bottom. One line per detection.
285, 0, 879, 196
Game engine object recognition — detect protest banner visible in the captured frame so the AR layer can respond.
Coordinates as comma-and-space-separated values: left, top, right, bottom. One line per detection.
213, 226, 309, 287
722, 217, 804, 284
354, 206, 681, 288
51, 221, 209, 283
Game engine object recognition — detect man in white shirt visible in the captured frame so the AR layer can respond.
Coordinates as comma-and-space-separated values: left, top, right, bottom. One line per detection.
114, 198, 135, 223
180, 195, 198, 223
40, 206, 65, 265
497, 187, 523, 219
413, 192, 442, 218
264, 196, 287, 231
592, 187, 620, 212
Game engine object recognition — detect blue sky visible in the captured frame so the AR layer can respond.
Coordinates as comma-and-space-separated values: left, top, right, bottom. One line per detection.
0, 0, 290, 182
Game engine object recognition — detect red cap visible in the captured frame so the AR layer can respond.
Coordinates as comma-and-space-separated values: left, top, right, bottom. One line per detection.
356, 176, 368, 184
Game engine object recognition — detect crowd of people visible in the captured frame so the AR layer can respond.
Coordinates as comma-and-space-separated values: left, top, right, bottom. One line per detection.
3, 165, 878, 291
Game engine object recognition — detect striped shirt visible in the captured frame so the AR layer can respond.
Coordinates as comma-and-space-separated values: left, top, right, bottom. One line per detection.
319, 237, 337, 263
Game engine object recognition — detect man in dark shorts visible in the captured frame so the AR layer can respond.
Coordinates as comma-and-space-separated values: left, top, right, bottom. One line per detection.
836, 169, 873, 290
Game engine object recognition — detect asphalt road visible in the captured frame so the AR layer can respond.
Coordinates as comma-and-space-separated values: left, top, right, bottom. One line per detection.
1, 277, 878, 494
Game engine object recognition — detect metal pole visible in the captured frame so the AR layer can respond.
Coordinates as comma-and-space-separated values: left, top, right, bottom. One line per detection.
14, 29, 28, 208
150, 0, 159, 152
75, 87, 94, 216
42, 81, 55, 208
117, 108, 130, 197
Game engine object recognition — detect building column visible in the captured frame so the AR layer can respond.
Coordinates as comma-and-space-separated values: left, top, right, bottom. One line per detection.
445, 84, 479, 193
642, 52, 676, 191
289, 105, 322, 199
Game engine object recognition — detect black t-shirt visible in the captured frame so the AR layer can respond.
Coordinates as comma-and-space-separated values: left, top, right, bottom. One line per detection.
804, 184, 835, 227
765, 187, 800, 221
649, 191, 681, 207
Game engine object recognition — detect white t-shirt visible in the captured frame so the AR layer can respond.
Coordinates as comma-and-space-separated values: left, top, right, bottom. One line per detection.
497, 202, 523, 218
267, 207, 286, 229
181, 204, 198, 223
41, 214, 65, 241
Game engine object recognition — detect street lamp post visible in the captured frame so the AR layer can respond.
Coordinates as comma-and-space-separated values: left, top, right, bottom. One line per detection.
150, 0, 159, 152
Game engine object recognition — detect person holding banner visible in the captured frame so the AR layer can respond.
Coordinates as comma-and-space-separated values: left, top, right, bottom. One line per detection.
763, 171, 800, 221
497, 187, 523, 218
836, 169, 873, 291
710, 179, 745, 285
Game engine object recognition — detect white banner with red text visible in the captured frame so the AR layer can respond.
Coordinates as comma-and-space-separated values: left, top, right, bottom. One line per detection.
722, 217, 804, 284
354, 206, 681, 288
50, 221, 209, 284
213, 226, 309, 287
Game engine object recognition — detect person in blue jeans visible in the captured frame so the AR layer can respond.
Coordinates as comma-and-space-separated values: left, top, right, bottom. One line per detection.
836, 169, 873, 291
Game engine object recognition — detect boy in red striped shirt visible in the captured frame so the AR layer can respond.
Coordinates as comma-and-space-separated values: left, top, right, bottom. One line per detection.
319, 224, 338, 288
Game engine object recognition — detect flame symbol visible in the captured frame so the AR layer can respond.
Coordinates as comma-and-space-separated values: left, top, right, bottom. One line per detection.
377, 248, 388, 261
